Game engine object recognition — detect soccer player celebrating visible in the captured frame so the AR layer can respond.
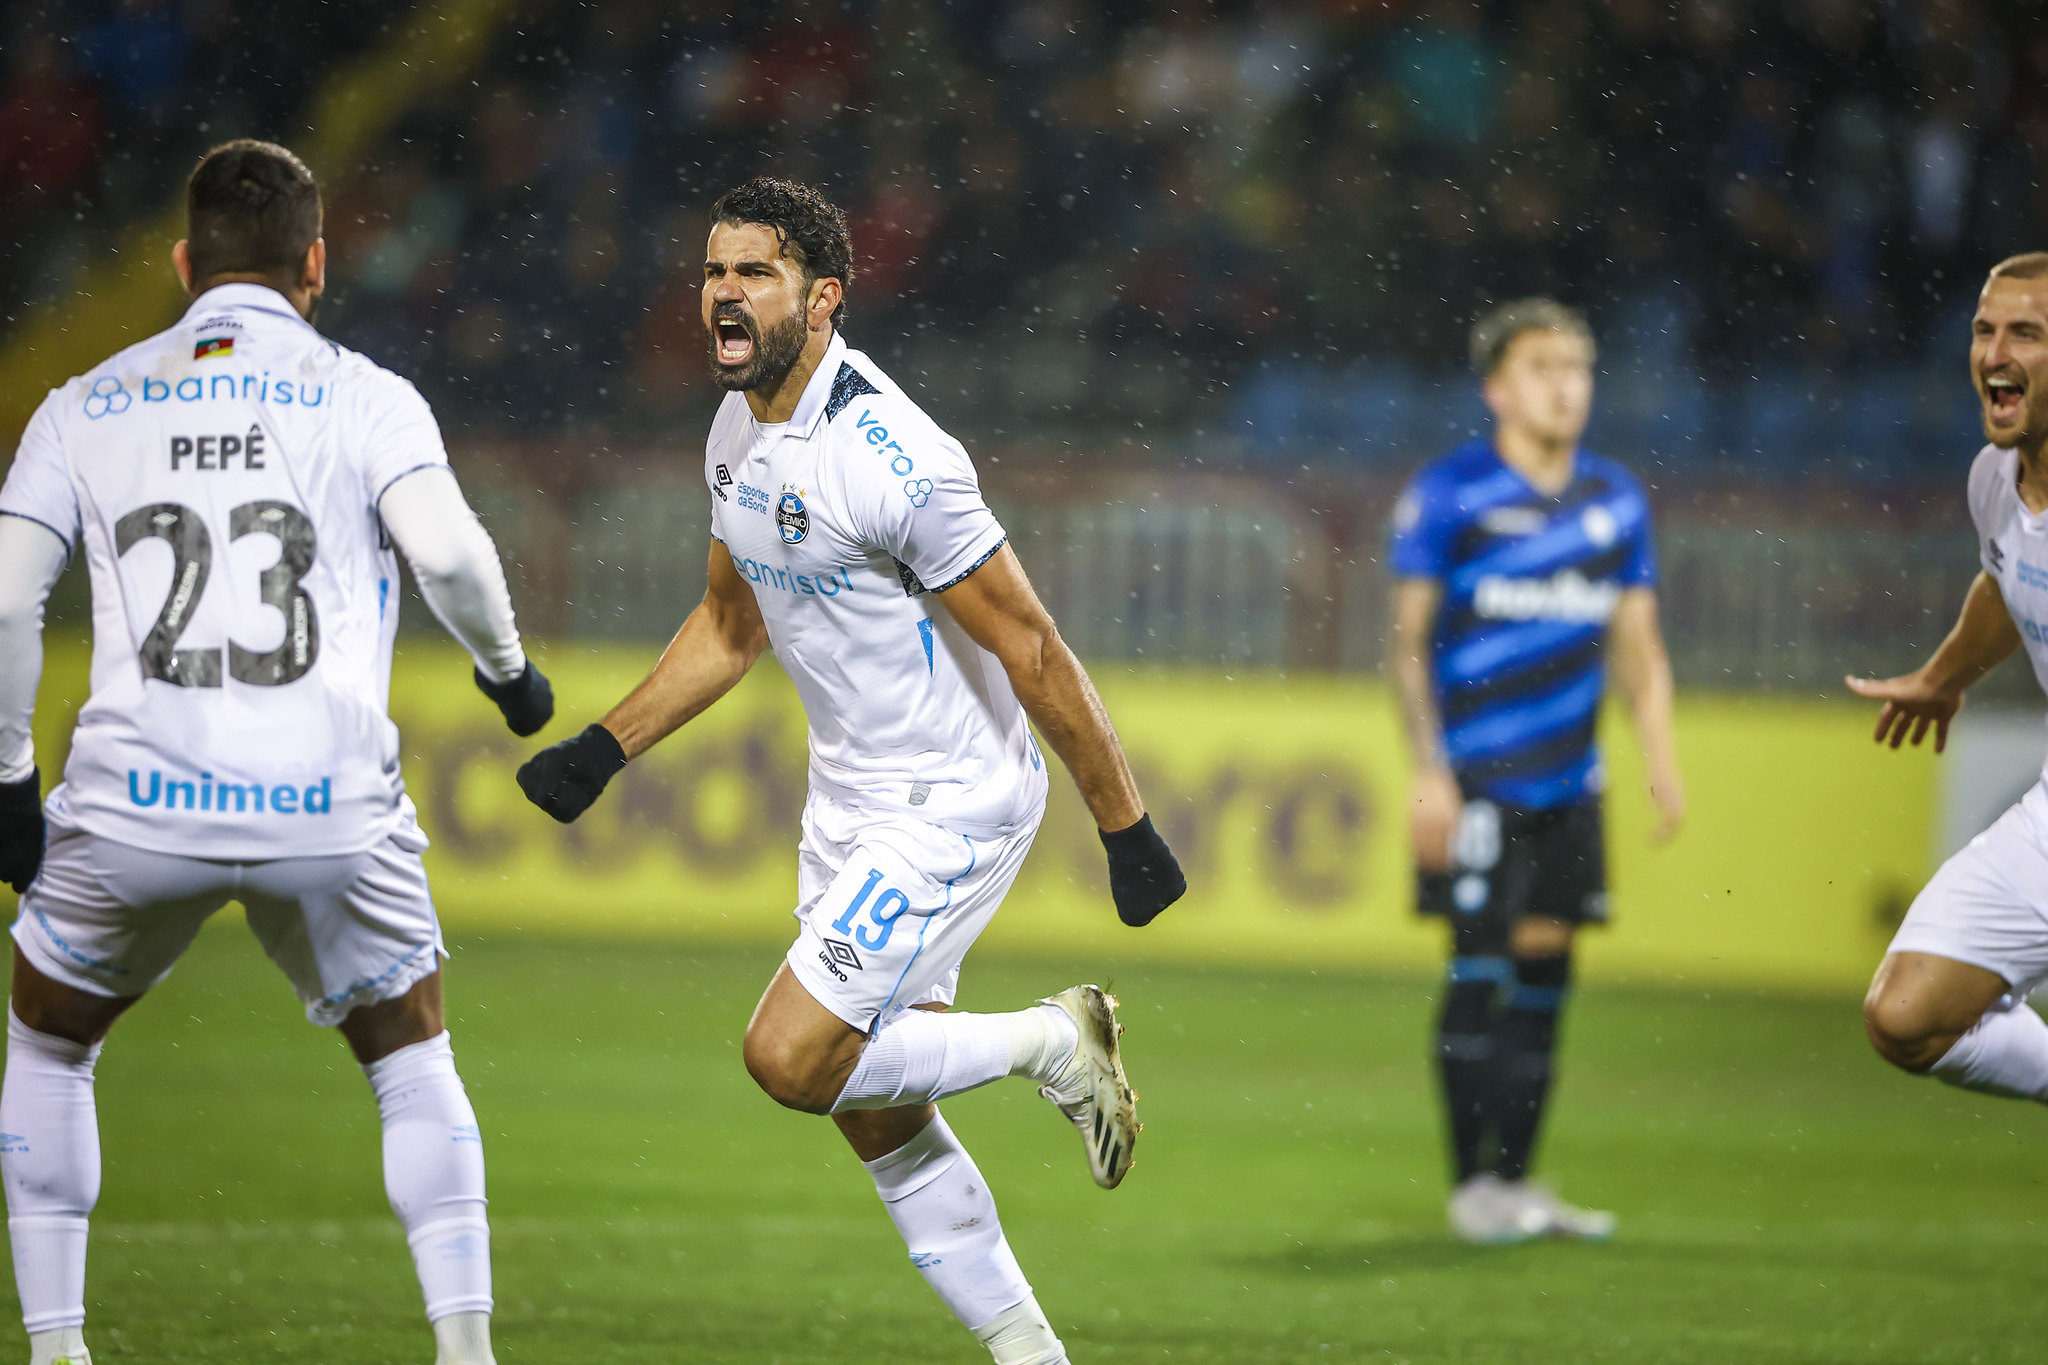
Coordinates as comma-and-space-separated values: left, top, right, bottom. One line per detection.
1388, 298, 1684, 1243
0, 141, 550, 1365
517, 177, 1184, 1364
1855, 252, 2048, 1112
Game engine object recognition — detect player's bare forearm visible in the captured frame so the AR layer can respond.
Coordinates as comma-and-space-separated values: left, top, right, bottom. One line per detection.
937, 544, 1144, 831
1609, 589, 1679, 772
1390, 579, 1449, 773
601, 548, 768, 760
1609, 588, 1684, 837
1922, 572, 2021, 693
1015, 633, 1144, 831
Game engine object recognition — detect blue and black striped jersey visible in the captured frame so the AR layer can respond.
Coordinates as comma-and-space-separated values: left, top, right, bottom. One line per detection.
1389, 436, 1657, 810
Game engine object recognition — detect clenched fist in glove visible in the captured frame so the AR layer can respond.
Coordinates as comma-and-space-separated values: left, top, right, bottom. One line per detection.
1099, 813, 1185, 927
517, 724, 627, 823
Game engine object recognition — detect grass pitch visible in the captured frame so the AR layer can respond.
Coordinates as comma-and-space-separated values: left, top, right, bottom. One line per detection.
22, 923, 2046, 1363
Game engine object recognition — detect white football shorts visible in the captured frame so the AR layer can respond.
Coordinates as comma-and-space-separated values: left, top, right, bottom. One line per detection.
1889, 779, 2048, 994
785, 791, 1041, 1032
13, 807, 445, 1027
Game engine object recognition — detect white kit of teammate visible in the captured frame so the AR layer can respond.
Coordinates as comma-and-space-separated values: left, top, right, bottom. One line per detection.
1857, 253, 2048, 1116
0, 142, 548, 1365
518, 178, 1185, 1365
1886, 445, 2048, 988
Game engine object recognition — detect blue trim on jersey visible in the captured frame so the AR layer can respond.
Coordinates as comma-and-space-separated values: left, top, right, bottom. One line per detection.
0, 510, 76, 558
1510, 985, 1567, 1012
1448, 955, 1515, 984
928, 535, 1008, 593
917, 619, 935, 674
1485, 752, 1603, 810
1444, 666, 1606, 762
875, 835, 977, 1021
825, 362, 880, 423
1437, 617, 1600, 687
1443, 492, 1650, 594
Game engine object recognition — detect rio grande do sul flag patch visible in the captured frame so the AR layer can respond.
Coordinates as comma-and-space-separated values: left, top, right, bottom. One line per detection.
194, 336, 234, 361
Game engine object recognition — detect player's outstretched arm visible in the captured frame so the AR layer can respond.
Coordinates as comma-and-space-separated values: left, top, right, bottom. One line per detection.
935, 544, 1185, 926
516, 544, 767, 823
379, 468, 553, 736
1847, 571, 2020, 753
1390, 577, 1460, 871
0, 516, 69, 892
1609, 587, 1685, 843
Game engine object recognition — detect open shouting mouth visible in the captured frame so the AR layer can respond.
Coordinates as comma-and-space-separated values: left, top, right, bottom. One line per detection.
1986, 371, 2026, 426
713, 307, 756, 368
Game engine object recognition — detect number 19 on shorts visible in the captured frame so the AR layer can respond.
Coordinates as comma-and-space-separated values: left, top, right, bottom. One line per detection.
831, 869, 911, 952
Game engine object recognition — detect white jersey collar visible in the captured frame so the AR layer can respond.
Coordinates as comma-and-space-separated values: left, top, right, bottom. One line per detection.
182, 282, 312, 326
783, 331, 850, 437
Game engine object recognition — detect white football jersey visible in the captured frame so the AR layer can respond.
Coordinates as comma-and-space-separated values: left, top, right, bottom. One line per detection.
0, 283, 450, 858
706, 333, 1047, 837
1971, 443, 2048, 780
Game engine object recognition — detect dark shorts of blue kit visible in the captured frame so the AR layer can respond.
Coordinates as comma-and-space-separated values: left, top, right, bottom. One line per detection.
1417, 797, 1608, 935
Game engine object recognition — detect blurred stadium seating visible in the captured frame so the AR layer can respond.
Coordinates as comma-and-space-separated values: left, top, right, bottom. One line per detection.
5, 1, 2039, 451
2, 0, 2038, 700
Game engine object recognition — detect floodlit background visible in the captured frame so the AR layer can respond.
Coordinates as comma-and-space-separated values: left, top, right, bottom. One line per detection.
4, 2, 2048, 1362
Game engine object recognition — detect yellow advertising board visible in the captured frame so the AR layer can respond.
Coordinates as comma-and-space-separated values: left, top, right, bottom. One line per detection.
17, 639, 1938, 992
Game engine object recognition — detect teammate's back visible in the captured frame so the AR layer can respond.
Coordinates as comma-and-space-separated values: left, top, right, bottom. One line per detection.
0, 139, 550, 1365
13, 284, 450, 857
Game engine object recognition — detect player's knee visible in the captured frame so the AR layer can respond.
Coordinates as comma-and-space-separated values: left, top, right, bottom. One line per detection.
1862, 989, 1955, 1074
742, 1025, 838, 1114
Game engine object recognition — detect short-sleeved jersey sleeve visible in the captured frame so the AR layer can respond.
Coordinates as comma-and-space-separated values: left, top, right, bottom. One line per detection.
352, 367, 450, 504
705, 403, 741, 546
0, 395, 82, 552
854, 428, 1006, 592
1388, 477, 1454, 580
1967, 445, 2008, 576
1618, 475, 1659, 589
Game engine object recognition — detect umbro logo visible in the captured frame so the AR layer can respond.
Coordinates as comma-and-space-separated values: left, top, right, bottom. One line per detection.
714, 464, 733, 502
1989, 537, 2007, 573
818, 937, 863, 982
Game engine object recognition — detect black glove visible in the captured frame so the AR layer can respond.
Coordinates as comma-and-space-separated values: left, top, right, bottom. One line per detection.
1100, 813, 1185, 927
0, 769, 45, 895
517, 724, 627, 823
475, 663, 555, 737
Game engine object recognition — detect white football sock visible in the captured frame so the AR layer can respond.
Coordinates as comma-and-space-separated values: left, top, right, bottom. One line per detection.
833, 1006, 1076, 1113
1930, 1001, 2048, 1102
432, 1311, 495, 1365
1002, 1004, 1079, 1085
3, 1009, 102, 1341
863, 1113, 1056, 1351
973, 1295, 1069, 1365
363, 1033, 494, 1342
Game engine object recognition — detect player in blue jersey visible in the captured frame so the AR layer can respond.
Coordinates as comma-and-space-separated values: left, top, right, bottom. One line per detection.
1388, 298, 1685, 1243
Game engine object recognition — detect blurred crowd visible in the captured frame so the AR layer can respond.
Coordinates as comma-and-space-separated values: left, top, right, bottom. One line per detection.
5, 0, 2047, 459
0, 0, 413, 315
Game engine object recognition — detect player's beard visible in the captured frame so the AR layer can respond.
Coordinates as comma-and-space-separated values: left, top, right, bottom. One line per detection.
708, 309, 808, 393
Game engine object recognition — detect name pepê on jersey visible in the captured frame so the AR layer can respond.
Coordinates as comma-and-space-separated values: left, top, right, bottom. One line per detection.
0, 282, 452, 858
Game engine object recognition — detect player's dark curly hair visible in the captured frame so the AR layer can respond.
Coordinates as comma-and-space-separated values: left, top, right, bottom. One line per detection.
186, 140, 323, 287
712, 177, 853, 329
